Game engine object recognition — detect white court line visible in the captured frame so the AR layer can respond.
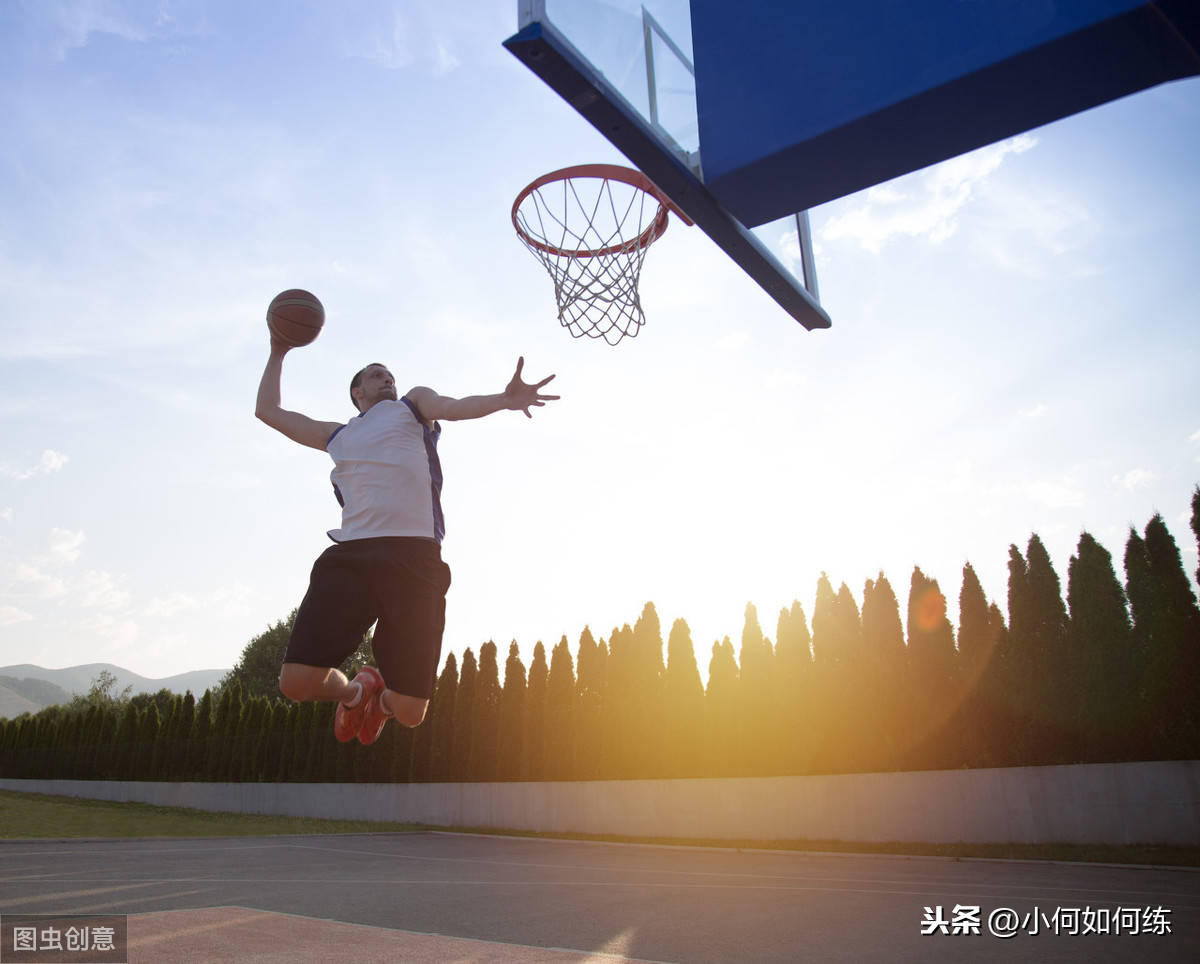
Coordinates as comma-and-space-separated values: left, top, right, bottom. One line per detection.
5, 875, 1199, 908
279, 841, 1200, 902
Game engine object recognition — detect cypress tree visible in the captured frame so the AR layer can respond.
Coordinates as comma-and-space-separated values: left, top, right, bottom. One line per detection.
242, 698, 270, 781
160, 692, 184, 781
1025, 534, 1072, 763
1066, 532, 1135, 761
112, 703, 140, 781
831, 580, 865, 772
903, 567, 958, 769
388, 720, 415, 783
524, 642, 548, 780
1131, 514, 1200, 757
737, 602, 775, 776
468, 641, 501, 782
860, 574, 906, 771
573, 627, 604, 780
312, 703, 339, 782
808, 574, 845, 773
187, 691, 212, 780
269, 700, 294, 782
49, 711, 76, 780
600, 625, 633, 777
1005, 540, 1046, 764
955, 562, 1005, 767
76, 704, 102, 780
134, 702, 160, 781
663, 617, 705, 778
705, 637, 739, 777
292, 701, 317, 782
497, 642, 528, 781
1192, 485, 1200, 586
418, 653, 458, 783
630, 603, 667, 778
774, 600, 815, 774
543, 636, 577, 780
450, 648, 477, 782
207, 683, 238, 781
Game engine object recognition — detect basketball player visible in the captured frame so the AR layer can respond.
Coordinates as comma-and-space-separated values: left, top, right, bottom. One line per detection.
256, 336, 558, 744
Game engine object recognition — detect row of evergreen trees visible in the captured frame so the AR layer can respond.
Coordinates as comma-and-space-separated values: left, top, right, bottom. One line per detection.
3, 490, 1198, 784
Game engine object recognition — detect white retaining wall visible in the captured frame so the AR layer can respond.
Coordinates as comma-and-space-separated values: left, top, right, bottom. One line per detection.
4, 761, 1198, 845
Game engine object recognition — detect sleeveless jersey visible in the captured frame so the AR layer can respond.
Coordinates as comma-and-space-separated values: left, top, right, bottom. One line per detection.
324, 397, 444, 544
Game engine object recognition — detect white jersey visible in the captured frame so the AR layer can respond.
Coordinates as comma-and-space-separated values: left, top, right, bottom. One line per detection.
325, 397, 444, 544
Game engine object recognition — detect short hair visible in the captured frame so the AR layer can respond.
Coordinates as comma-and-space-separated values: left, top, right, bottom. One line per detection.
349, 363, 388, 411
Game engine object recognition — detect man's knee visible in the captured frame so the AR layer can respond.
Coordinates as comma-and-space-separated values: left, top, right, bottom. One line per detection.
387, 693, 429, 728
279, 663, 322, 702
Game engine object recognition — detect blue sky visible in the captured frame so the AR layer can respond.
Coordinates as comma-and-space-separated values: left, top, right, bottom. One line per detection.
2, 0, 1198, 682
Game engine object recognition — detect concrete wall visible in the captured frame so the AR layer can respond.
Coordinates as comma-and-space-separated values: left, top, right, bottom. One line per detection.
4, 761, 1198, 845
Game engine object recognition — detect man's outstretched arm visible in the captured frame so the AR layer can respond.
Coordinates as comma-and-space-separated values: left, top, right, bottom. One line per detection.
407, 357, 559, 423
255, 340, 344, 450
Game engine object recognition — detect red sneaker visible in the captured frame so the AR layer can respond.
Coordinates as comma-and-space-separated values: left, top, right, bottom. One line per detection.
333, 666, 383, 743
358, 685, 393, 746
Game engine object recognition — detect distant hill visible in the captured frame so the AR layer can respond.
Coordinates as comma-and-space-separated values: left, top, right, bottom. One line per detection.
0, 663, 229, 717
0, 679, 53, 720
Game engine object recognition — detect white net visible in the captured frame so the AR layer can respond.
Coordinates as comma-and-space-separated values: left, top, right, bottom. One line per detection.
513, 167, 670, 345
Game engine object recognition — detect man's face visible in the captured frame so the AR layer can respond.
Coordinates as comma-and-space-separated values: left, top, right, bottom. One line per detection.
354, 365, 397, 410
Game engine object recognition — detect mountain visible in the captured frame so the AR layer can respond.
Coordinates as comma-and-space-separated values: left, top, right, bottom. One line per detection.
0, 679, 56, 719
0, 663, 229, 716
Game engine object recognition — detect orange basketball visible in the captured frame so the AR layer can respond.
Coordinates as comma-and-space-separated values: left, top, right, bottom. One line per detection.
267, 289, 325, 347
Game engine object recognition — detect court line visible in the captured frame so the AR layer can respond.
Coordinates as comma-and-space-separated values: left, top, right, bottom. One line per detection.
5, 875, 1199, 908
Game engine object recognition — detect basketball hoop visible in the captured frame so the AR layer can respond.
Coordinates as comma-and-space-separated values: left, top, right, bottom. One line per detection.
512, 164, 690, 345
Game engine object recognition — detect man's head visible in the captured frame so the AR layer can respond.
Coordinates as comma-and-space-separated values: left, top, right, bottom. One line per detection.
349, 363, 396, 412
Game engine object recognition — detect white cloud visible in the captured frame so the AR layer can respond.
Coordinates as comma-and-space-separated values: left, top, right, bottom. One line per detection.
0, 508, 12, 522
213, 581, 255, 617
49, 527, 85, 563
716, 331, 749, 353
0, 605, 34, 627
37, 0, 206, 60
2, 450, 70, 482
1114, 469, 1158, 491
1022, 478, 1086, 509
819, 135, 1038, 253
432, 41, 461, 75
1019, 404, 1047, 420
78, 570, 131, 610
74, 612, 140, 649
3, 563, 67, 600
143, 592, 199, 618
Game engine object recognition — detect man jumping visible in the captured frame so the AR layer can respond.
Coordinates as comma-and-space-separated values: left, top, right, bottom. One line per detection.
256, 336, 558, 745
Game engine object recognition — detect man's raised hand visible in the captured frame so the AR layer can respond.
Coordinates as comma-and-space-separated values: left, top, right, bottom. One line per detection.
505, 356, 559, 418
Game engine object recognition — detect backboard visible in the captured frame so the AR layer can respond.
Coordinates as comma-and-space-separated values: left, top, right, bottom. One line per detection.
504, 0, 829, 331
505, 0, 1199, 333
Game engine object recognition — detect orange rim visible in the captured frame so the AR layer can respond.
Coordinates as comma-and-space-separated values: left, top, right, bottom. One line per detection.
512, 164, 679, 258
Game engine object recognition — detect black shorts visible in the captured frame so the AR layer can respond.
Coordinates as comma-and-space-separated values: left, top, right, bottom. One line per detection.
284, 537, 452, 700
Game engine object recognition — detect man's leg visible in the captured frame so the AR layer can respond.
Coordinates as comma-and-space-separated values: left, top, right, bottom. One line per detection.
356, 538, 449, 743
278, 662, 358, 704
281, 544, 383, 742
380, 691, 429, 728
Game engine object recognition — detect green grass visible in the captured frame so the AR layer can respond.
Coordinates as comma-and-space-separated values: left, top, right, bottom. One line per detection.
0, 790, 424, 839
2, 790, 1197, 867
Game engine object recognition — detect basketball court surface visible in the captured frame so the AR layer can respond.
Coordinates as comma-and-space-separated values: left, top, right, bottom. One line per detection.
2, 832, 1198, 962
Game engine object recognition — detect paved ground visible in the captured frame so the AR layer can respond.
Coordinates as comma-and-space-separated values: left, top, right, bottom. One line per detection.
1, 833, 1197, 962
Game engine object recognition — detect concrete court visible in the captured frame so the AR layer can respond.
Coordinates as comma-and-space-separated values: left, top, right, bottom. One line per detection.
1, 833, 1197, 963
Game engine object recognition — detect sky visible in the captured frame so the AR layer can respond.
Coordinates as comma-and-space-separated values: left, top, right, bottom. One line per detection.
1, 0, 1198, 685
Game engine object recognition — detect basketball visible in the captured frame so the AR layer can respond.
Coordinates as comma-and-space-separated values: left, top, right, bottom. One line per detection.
267, 289, 325, 347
